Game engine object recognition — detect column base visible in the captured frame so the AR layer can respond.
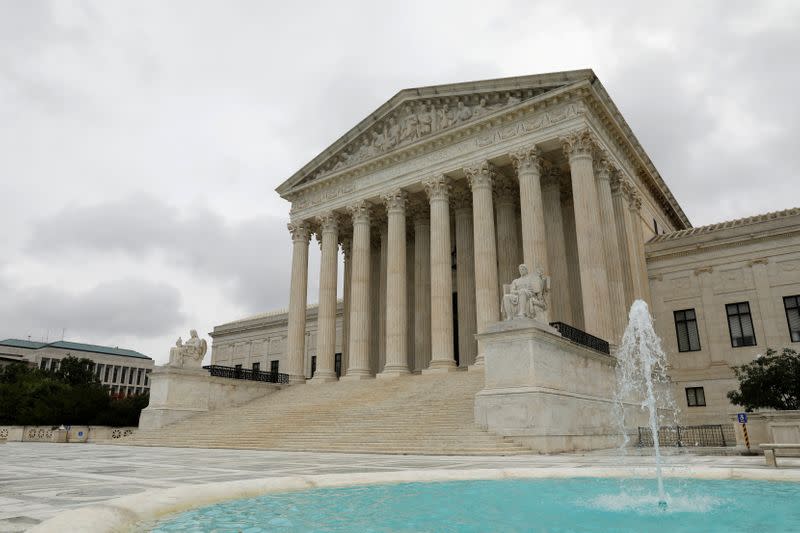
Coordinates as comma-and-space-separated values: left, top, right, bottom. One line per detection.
422, 359, 458, 374
377, 365, 411, 378
308, 370, 338, 384
288, 375, 307, 384
341, 370, 375, 381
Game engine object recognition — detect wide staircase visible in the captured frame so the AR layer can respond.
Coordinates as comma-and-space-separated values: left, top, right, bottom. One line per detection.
120, 369, 530, 455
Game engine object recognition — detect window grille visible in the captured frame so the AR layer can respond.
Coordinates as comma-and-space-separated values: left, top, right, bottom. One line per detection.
726, 302, 756, 347
686, 386, 706, 407
784, 295, 800, 342
674, 309, 701, 352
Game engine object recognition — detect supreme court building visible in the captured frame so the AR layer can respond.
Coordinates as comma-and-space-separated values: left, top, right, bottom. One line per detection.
210, 70, 800, 426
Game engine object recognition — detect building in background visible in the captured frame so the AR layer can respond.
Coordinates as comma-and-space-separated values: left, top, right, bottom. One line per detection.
0, 339, 155, 397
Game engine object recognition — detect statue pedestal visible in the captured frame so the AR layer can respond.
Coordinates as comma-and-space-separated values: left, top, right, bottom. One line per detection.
474, 319, 637, 453
138, 365, 284, 430
139, 366, 211, 430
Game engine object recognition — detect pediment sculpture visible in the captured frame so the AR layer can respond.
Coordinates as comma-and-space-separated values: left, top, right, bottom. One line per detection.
311, 91, 536, 181
502, 264, 551, 323
168, 329, 208, 369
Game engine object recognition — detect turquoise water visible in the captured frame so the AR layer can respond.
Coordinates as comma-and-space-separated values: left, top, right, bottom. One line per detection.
151, 477, 800, 532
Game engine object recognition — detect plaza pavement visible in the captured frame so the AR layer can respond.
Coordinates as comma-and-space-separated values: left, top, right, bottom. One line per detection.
2, 442, 799, 532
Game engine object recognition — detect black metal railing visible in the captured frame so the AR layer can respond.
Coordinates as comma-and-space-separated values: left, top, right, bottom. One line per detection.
203, 365, 290, 384
549, 322, 610, 355
637, 424, 735, 447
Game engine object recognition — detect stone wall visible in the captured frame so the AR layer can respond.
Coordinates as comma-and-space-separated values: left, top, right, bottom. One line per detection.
0, 426, 137, 443
729, 411, 800, 455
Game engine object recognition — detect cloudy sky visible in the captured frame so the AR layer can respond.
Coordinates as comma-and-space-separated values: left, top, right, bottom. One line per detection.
1, 1, 798, 363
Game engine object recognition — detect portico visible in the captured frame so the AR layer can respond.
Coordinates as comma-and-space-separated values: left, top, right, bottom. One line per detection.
276, 71, 689, 383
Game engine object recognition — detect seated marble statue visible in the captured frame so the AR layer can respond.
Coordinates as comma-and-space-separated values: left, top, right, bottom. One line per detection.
168, 329, 208, 369
502, 264, 550, 323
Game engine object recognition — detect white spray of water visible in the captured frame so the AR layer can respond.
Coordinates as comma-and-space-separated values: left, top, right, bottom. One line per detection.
613, 300, 676, 507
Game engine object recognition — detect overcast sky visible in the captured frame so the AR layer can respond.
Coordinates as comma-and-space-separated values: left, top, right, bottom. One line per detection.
1, 1, 798, 363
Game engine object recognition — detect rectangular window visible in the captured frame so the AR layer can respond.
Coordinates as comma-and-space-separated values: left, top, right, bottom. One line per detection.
335, 353, 342, 378
270, 360, 279, 374
40, 358, 49, 370
784, 295, 800, 342
105, 365, 111, 382
121, 367, 128, 383
128, 367, 135, 384
137, 368, 143, 385
686, 387, 706, 407
112, 366, 119, 382
252, 362, 260, 373
234, 364, 242, 377
674, 309, 701, 352
726, 302, 757, 347
145, 369, 151, 385
311, 356, 317, 377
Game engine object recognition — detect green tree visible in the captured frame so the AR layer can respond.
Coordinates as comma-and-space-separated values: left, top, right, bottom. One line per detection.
727, 347, 800, 412
0, 357, 149, 426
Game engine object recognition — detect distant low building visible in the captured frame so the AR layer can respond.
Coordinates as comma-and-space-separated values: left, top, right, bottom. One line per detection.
0, 339, 155, 397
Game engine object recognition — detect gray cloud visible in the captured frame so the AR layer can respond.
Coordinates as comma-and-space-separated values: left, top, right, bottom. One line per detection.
0, 277, 184, 343
27, 193, 302, 313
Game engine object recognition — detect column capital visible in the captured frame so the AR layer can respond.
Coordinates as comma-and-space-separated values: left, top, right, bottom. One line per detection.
340, 235, 352, 259
610, 171, 625, 196
450, 185, 472, 211
287, 220, 311, 243
510, 145, 544, 174
423, 174, 451, 201
347, 200, 371, 225
493, 174, 517, 206
464, 160, 497, 190
595, 155, 617, 183
626, 188, 642, 212
382, 188, 407, 214
540, 165, 562, 190
560, 129, 596, 160
316, 211, 340, 234
693, 266, 714, 277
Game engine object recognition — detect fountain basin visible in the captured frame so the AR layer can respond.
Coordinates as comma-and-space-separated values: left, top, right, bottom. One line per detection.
28, 467, 800, 532
150, 477, 800, 532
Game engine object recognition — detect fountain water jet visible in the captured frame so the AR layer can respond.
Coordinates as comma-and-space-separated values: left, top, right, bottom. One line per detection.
613, 300, 677, 508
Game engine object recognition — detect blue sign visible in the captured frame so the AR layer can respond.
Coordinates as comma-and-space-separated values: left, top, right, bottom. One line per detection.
737, 413, 748, 424
78, 431, 84, 437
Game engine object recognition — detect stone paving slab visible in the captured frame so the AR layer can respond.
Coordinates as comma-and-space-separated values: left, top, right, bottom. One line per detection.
2, 442, 799, 532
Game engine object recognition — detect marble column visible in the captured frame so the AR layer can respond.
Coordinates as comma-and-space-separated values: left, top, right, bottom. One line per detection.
286, 220, 311, 383
424, 175, 457, 372
561, 187, 584, 328
626, 188, 651, 303
413, 209, 432, 372
541, 167, 572, 324
342, 201, 373, 380
379, 189, 411, 377
453, 187, 478, 367
561, 130, 613, 340
369, 231, 381, 373
405, 227, 416, 372
611, 175, 635, 310
596, 159, 627, 343
341, 236, 352, 375
310, 213, 339, 382
465, 161, 500, 367
511, 146, 549, 276
494, 175, 520, 291
378, 222, 388, 372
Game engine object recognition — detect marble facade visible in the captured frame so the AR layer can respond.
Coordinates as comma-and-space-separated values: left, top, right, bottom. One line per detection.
272, 70, 684, 383
207, 70, 799, 430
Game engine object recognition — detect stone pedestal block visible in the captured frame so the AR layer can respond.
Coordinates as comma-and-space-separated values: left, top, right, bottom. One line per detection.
139, 366, 281, 430
139, 367, 211, 430
475, 319, 634, 453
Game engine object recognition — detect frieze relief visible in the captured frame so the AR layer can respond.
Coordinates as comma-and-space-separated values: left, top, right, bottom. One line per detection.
291, 101, 584, 214
712, 267, 753, 294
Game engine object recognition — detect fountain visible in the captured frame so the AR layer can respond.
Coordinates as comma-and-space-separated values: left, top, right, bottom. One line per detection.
614, 299, 677, 509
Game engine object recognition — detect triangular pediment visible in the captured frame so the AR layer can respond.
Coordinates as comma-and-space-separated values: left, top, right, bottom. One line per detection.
276, 70, 595, 195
